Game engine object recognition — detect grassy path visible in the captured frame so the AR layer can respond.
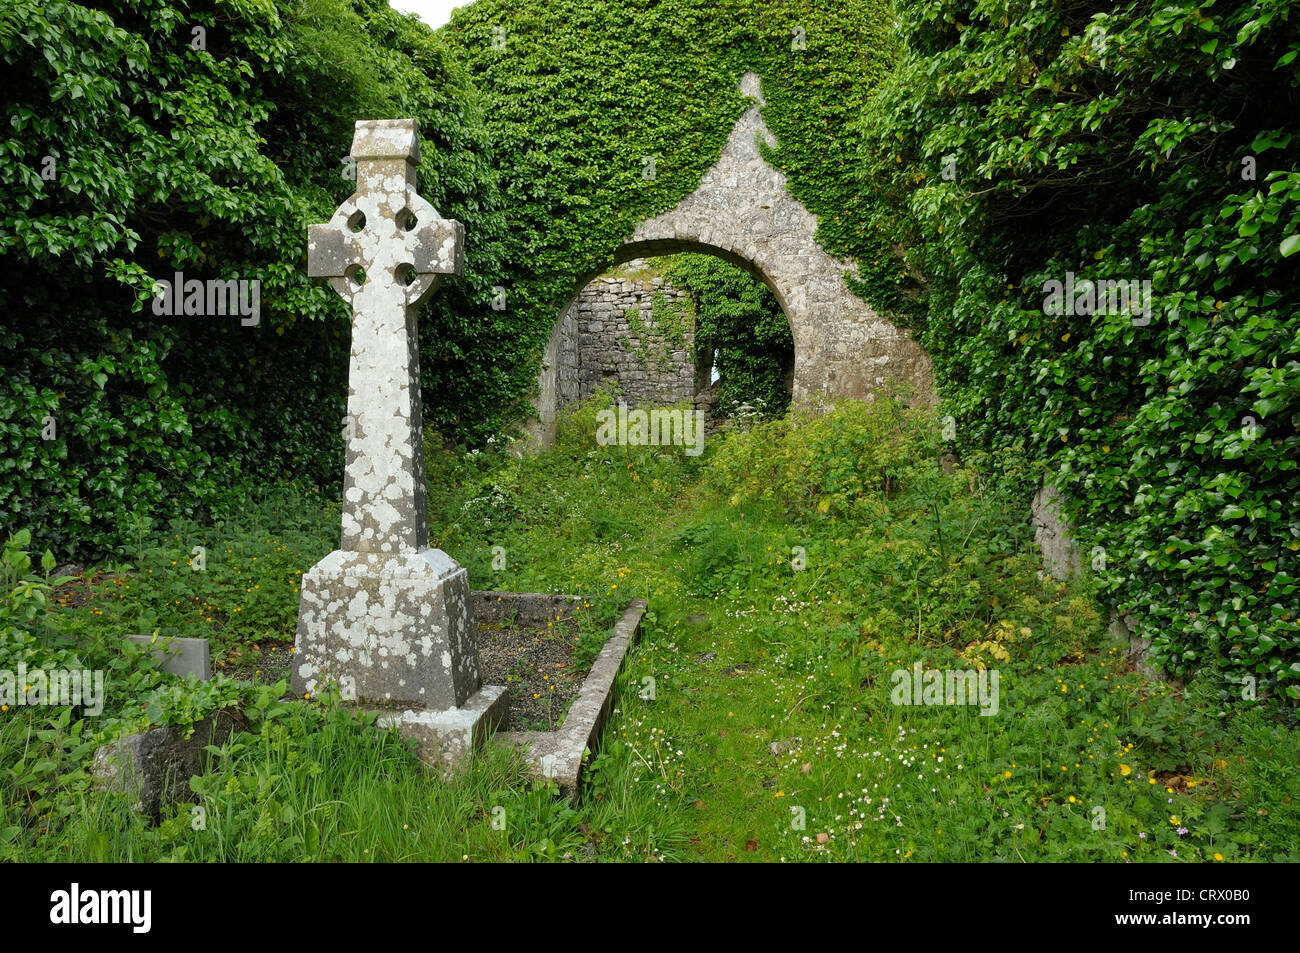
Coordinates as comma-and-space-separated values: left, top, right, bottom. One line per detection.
12, 402, 1298, 861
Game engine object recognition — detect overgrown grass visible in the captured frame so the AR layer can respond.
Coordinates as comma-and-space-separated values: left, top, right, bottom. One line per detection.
5, 395, 1297, 861
12, 703, 669, 863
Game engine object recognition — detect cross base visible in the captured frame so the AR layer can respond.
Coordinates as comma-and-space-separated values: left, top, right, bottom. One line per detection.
292, 549, 481, 709
376, 687, 508, 777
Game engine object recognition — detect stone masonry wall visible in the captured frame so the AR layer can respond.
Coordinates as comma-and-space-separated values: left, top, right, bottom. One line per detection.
555, 262, 695, 410
530, 71, 935, 446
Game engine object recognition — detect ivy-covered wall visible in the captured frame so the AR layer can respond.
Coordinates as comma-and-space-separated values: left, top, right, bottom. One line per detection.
553, 265, 695, 411
1, 0, 509, 557
439, 0, 911, 423
855, 0, 1299, 688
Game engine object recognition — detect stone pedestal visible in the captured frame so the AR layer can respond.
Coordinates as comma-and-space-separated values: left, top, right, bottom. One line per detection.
292, 549, 480, 709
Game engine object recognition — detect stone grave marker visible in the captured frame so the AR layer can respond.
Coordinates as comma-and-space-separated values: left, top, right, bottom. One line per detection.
292, 118, 504, 768
128, 634, 210, 680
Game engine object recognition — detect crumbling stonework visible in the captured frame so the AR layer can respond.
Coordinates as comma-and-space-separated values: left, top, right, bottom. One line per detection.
92, 709, 246, 818
1032, 484, 1084, 581
532, 71, 935, 443
551, 263, 696, 411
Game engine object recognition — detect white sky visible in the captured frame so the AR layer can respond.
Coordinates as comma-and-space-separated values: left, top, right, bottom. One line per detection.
390, 0, 473, 29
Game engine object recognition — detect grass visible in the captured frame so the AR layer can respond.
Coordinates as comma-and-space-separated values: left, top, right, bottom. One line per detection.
4, 395, 1297, 861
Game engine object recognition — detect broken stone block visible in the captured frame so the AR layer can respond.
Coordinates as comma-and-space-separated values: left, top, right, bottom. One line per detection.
378, 685, 507, 779
1032, 484, 1084, 580
92, 708, 246, 819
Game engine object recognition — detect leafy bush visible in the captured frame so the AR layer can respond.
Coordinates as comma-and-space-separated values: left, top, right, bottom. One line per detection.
858, 0, 1300, 686
708, 398, 940, 519
44, 483, 337, 662
672, 519, 744, 598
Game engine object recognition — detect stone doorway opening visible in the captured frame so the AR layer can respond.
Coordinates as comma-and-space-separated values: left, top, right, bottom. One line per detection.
528, 71, 933, 447
534, 251, 793, 441
661, 252, 794, 424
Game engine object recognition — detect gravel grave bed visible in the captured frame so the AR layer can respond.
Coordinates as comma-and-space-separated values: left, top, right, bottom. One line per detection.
217, 639, 293, 684
475, 616, 591, 731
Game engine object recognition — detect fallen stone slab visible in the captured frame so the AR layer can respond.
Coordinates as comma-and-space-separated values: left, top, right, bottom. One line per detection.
92, 708, 246, 819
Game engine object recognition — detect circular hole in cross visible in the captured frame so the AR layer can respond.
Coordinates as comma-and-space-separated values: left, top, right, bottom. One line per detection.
398, 209, 418, 232
345, 264, 366, 287
347, 210, 366, 232
396, 264, 417, 287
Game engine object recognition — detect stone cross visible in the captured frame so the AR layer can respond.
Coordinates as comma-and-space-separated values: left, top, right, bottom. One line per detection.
293, 119, 494, 724
307, 118, 463, 554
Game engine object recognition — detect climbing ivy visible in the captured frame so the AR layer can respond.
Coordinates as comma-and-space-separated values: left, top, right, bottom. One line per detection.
657, 254, 793, 416
622, 293, 689, 374
856, 0, 1300, 687
650, 292, 689, 354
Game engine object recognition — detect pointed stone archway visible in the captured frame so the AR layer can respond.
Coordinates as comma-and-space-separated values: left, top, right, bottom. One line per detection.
532, 71, 934, 442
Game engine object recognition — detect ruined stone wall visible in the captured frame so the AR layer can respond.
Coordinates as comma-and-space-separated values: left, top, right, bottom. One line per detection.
555, 263, 696, 410
530, 71, 934, 447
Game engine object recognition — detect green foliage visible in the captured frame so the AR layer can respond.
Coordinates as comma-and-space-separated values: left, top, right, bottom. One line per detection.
10, 398, 1297, 862
672, 518, 746, 598
650, 292, 689, 352
0, 0, 506, 557
707, 398, 940, 520
0, 528, 289, 843
858, 0, 1300, 684
657, 253, 793, 415
422, 396, 1297, 862
45, 483, 337, 666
